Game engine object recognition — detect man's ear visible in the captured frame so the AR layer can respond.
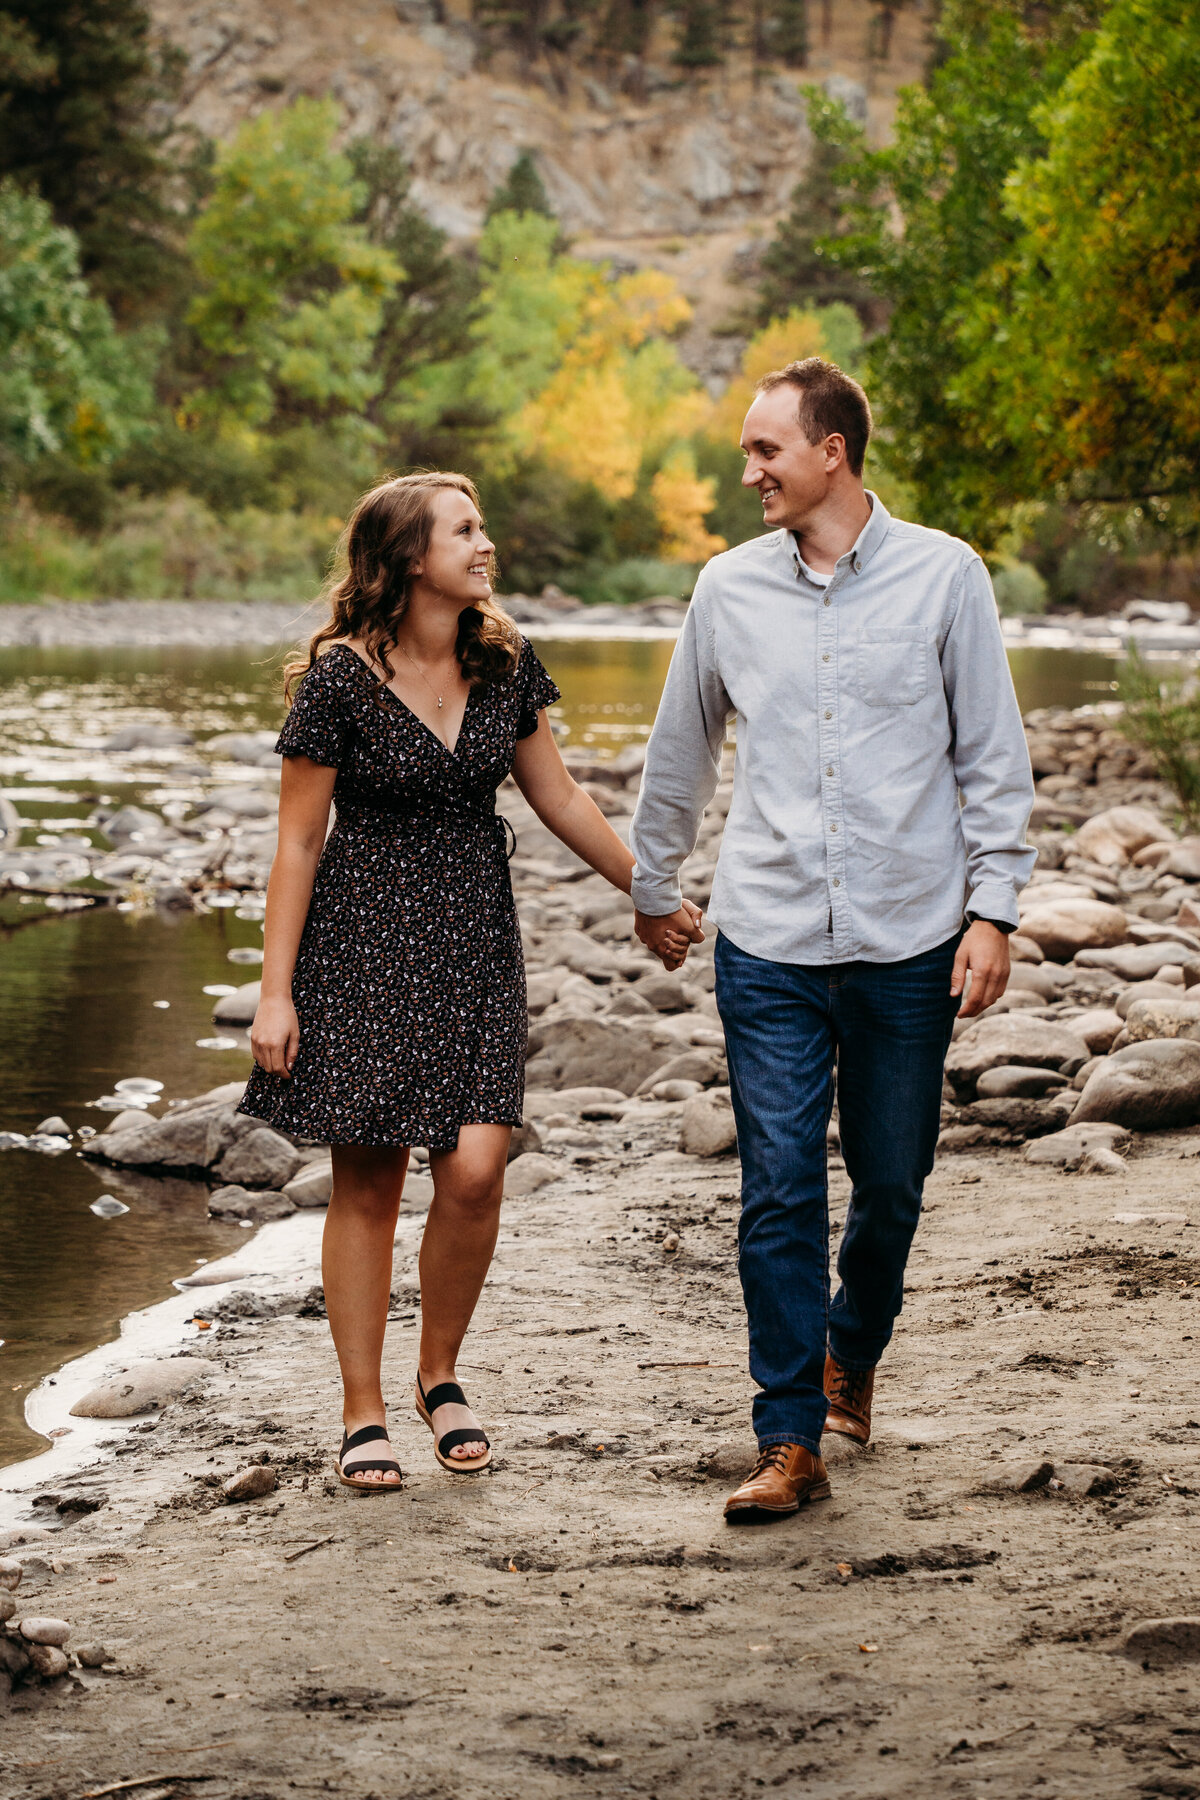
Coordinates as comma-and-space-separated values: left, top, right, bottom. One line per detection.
824, 433, 848, 472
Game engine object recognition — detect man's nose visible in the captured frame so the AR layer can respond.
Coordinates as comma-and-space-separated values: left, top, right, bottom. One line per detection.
741, 461, 762, 489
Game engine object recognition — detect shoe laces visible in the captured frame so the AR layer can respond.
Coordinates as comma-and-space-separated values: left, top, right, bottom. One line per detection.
830, 1363, 871, 1409
749, 1444, 792, 1479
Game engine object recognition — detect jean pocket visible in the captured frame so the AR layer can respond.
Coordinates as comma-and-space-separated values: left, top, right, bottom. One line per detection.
856, 628, 929, 707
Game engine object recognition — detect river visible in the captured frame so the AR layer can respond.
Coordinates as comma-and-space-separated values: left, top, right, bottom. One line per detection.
0, 636, 1127, 1467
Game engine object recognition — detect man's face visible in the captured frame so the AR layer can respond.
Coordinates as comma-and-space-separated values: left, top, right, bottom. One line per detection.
740, 386, 837, 530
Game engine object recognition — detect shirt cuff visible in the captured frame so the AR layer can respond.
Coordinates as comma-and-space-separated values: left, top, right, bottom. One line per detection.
631, 868, 684, 917
964, 881, 1020, 933
966, 912, 1015, 935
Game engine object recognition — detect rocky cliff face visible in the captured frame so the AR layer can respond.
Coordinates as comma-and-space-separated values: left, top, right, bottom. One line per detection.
151, 0, 929, 374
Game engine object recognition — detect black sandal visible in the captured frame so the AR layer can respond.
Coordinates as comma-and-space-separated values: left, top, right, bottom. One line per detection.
335, 1424, 404, 1492
415, 1374, 492, 1473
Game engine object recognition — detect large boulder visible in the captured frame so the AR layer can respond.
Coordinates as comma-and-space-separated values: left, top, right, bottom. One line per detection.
503, 1153, 562, 1197
1077, 941, 1192, 980
1072, 805, 1167, 867
1115, 979, 1185, 1019
1006, 962, 1068, 1000
945, 1016, 1092, 1099
84, 1102, 235, 1174
1072, 1039, 1200, 1130
70, 1356, 209, 1418
525, 1016, 678, 1095
1016, 899, 1128, 963
283, 1159, 334, 1207
636, 1048, 726, 1094
217, 1127, 302, 1190
1123, 997, 1200, 1043
1022, 1121, 1131, 1168
213, 981, 260, 1025
1163, 840, 1200, 881
679, 1087, 738, 1156
1069, 1008, 1125, 1054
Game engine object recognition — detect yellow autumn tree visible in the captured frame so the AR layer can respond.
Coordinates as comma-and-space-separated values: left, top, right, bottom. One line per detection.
652, 450, 727, 561
705, 309, 829, 447
517, 268, 706, 500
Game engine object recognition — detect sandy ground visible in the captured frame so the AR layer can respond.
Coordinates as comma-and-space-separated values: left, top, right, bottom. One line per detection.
3, 1107, 1200, 1799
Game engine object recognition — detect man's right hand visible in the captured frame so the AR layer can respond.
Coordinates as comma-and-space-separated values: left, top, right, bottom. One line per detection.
635, 900, 705, 971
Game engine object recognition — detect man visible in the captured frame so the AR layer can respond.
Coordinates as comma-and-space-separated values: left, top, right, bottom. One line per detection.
630, 358, 1035, 1524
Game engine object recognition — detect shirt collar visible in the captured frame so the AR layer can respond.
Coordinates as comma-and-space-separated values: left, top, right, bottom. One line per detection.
789, 490, 891, 582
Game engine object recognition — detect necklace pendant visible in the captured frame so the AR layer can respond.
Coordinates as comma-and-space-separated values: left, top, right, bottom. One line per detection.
437, 696, 443, 708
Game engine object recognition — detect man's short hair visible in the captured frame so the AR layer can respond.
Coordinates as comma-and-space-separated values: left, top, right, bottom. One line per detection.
754, 358, 872, 477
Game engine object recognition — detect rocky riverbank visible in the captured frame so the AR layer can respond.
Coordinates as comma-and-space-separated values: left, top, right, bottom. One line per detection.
0, 593, 689, 649
3, 702, 1200, 1787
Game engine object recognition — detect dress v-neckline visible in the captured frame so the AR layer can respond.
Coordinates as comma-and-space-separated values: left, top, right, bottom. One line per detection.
329, 642, 473, 759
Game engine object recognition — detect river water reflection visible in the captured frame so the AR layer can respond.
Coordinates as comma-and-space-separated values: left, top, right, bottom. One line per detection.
0, 635, 1125, 1467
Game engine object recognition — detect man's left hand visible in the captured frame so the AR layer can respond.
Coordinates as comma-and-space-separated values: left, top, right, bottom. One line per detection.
951, 920, 1011, 1018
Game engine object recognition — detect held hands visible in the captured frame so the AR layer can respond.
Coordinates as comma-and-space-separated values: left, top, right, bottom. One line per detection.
950, 920, 1011, 1019
635, 898, 705, 972
250, 996, 301, 1078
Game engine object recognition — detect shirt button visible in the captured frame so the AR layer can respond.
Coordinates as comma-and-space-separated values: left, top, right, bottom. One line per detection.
821, 653, 830, 663
825, 766, 834, 777
823, 597, 831, 607
830, 822, 838, 832
823, 709, 832, 720
832, 878, 841, 888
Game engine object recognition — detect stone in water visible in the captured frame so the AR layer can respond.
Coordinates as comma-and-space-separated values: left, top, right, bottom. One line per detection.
114, 1077, 163, 1095
203, 984, 238, 997
153, 1000, 171, 1009
197, 1036, 240, 1051
90, 1196, 130, 1218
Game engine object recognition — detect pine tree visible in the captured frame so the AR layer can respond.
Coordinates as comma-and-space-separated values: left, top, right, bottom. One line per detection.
757, 89, 877, 326
673, 0, 726, 68
485, 150, 556, 222
0, 0, 193, 319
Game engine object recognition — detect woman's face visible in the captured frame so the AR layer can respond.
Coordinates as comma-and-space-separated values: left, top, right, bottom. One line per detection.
413, 488, 495, 606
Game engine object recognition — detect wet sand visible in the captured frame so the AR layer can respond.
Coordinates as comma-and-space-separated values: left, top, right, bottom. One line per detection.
3, 1114, 1199, 1796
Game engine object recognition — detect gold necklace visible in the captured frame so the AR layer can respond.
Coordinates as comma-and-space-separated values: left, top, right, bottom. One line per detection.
397, 642, 449, 710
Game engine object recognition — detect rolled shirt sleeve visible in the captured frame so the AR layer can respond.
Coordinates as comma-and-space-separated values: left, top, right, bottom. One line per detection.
941, 554, 1037, 929
630, 584, 731, 917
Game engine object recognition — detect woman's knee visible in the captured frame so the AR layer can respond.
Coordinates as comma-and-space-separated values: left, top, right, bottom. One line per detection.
330, 1148, 407, 1217
433, 1161, 504, 1221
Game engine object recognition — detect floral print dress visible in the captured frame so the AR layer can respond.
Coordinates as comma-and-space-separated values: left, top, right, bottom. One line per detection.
238, 638, 560, 1149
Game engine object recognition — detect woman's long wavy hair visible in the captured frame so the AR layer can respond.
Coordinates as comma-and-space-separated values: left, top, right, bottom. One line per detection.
284, 473, 520, 703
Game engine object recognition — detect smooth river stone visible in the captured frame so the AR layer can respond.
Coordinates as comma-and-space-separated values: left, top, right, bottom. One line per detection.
70, 1355, 210, 1419
19, 1616, 70, 1646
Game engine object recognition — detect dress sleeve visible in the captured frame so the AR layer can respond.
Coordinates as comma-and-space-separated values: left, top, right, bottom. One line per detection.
275, 655, 351, 768
515, 640, 562, 739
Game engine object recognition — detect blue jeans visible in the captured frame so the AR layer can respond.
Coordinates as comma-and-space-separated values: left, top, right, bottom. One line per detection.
714, 929, 961, 1452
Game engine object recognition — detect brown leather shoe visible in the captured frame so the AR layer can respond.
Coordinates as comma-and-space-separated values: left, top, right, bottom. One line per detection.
724, 1443, 831, 1524
824, 1353, 875, 1445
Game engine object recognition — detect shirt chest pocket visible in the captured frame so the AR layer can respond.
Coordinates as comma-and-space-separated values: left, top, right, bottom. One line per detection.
856, 627, 930, 707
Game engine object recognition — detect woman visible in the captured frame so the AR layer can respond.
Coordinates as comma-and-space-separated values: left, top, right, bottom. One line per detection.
240, 472, 702, 1491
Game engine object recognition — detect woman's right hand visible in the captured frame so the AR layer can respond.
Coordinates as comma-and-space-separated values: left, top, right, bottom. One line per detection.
250, 997, 300, 1078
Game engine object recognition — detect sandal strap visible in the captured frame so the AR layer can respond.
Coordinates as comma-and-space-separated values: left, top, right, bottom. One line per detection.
342, 1423, 391, 1453
438, 1426, 490, 1458
422, 1381, 467, 1414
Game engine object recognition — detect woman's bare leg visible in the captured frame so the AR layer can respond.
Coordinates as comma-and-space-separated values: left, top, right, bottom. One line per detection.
417, 1123, 511, 1460
324, 1143, 409, 1484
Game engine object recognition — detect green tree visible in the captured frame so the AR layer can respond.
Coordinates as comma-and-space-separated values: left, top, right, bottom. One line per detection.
485, 150, 555, 224
674, 0, 727, 67
0, 0, 193, 318
757, 87, 877, 326
958, 0, 1200, 510
185, 100, 401, 436
0, 179, 151, 483
809, 1, 1103, 546
347, 140, 490, 468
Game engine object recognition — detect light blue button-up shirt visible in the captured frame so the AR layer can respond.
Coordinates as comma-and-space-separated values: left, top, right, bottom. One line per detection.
629, 495, 1036, 965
